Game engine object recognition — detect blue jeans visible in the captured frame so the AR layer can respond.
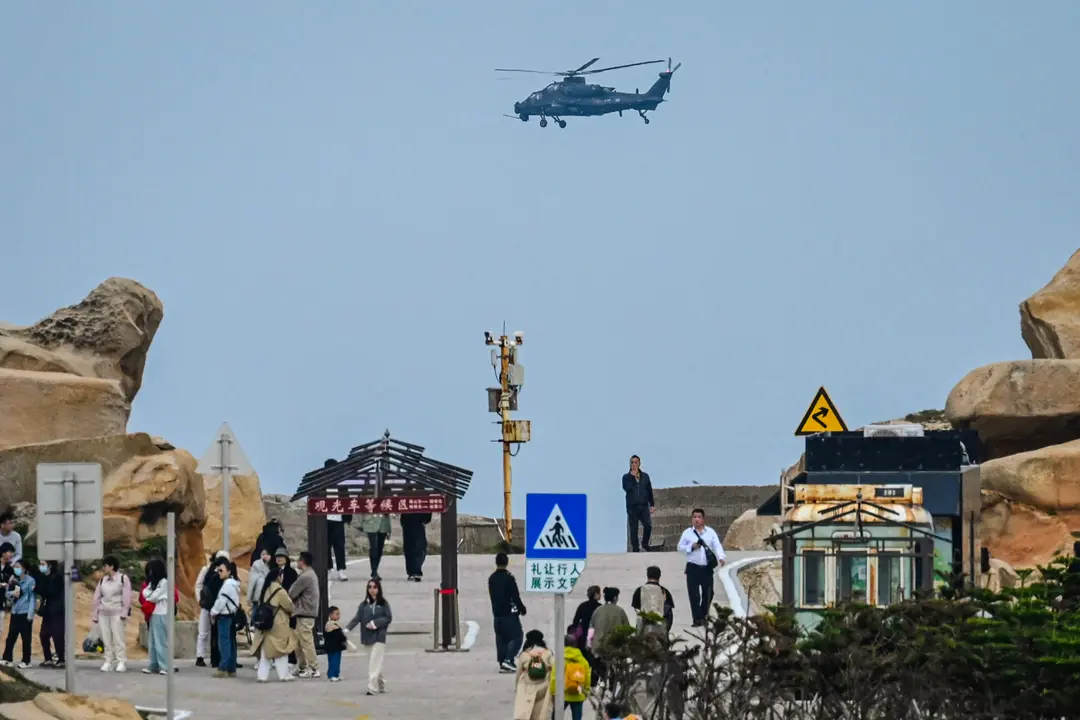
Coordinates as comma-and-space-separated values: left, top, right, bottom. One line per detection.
327, 651, 342, 679
216, 616, 236, 672
148, 615, 169, 672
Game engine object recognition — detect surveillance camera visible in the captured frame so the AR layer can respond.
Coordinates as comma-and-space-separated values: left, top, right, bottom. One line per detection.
484, 331, 493, 345
514, 331, 524, 345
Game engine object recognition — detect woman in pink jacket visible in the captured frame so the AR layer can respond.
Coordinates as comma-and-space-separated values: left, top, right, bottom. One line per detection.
91, 556, 132, 673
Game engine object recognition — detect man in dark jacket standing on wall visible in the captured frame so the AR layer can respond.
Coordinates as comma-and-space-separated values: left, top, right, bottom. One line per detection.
622, 454, 655, 552
488, 552, 527, 673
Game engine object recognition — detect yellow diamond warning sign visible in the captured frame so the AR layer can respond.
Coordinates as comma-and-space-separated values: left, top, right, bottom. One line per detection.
795, 387, 848, 436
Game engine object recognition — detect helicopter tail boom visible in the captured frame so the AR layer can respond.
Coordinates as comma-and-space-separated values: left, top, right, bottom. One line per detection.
645, 58, 682, 99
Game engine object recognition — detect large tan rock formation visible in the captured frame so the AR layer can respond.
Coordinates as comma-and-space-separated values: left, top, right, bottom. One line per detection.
0, 277, 163, 403
1020, 248, 1080, 359
0, 433, 207, 597
0, 369, 129, 451
945, 360, 1080, 458
724, 509, 782, 551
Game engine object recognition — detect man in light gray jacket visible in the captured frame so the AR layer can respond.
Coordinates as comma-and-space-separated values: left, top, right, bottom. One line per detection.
288, 551, 321, 678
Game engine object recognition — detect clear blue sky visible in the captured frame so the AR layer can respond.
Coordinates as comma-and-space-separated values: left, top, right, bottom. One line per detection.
4, 2, 1079, 552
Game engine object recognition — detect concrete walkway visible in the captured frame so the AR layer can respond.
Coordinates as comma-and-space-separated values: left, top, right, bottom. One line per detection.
21, 550, 770, 719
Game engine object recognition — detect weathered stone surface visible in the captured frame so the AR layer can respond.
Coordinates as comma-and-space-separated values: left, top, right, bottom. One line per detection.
980, 438, 1080, 512
0, 700, 55, 720
723, 509, 782, 551
202, 473, 267, 558
0, 278, 163, 403
33, 691, 143, 720
1020, 249, 1080, 359
980, 490, 1080, 568
0, 369, 128, 450
945, 360, 1080, 458
982, 557, 1019, 592
0, 433, 207, 596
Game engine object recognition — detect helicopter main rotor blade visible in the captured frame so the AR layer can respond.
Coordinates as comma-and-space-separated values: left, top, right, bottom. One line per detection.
569, 58, 600, 74
494, 68, 561, 75
580, 59, 666, 75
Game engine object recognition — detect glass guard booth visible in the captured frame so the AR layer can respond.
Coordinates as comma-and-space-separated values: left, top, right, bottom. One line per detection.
773, 484, 942, 631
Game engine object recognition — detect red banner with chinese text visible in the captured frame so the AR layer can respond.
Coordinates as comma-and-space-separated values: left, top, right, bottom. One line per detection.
307, 494, 447, 516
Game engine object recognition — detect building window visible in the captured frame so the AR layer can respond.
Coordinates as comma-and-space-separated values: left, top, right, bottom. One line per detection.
802, 552, 826, 606
837, 553, 868, 603
877, 554, 904, 605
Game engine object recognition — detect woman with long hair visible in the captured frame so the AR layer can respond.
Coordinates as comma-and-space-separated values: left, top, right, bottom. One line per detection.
251, 566, 296, 683
513, 629, 554, 720
345, 578, 392, 696
141, 559, 170, 675
210, 560, 241, 678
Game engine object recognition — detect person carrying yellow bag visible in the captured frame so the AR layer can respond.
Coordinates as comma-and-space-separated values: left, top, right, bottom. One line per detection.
549, 630, 591, 720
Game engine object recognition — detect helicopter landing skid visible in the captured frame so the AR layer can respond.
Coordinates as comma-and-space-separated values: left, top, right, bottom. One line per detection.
637, 109, 650, 125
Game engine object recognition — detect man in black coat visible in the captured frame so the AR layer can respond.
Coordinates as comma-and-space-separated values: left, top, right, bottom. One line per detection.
487, 552, 526, 673
401, 512, 432, 581
250, 520, 285, 568
622, 454, 655, 552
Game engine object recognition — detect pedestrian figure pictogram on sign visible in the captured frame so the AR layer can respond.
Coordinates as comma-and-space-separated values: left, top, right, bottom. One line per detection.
533, 504, 579, 550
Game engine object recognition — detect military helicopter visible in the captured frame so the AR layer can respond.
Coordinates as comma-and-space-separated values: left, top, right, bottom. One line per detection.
496, 57, 682, 128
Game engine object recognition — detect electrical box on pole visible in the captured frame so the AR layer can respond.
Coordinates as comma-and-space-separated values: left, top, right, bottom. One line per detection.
483, 327, 530, 544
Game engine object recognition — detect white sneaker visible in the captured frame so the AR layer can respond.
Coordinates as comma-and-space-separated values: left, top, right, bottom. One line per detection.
297, 668, 314, 679
16, 662, 31, 670
337, 570, 348, 581
100, 662, 113, 673
115, 662, 127, 673
281, 675, 295, 682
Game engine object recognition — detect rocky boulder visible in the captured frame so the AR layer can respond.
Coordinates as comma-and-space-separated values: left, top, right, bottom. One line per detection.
0, 433, 207, 596
724, 509, 782, 551
0, 369, 129, 451
979, 489, 1079, 569
944, 360, 1080, 458
0, 278, 163, 403
1021, 248, 1080, 359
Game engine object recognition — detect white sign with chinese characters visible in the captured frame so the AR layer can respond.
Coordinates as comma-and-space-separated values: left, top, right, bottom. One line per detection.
525, 559, 588, 594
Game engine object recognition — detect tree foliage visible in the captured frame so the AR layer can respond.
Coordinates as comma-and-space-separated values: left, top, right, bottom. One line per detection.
590, 553, 1080, 719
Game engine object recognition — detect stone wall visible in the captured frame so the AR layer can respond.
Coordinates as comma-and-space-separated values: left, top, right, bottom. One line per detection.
635, 485, 776, 551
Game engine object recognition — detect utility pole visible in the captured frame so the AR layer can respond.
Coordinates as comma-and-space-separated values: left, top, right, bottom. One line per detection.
485, 327, 530, 545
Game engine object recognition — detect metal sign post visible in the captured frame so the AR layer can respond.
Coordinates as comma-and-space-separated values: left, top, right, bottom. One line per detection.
524, 493, 589, 720
167, 512, 176, 719
36, 462, 104, 695
198, 423, 255, 558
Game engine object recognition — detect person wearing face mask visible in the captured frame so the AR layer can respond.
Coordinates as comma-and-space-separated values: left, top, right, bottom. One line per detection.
1, 559, 36, 669
37, 560, 64, 668
0, 543, 15, 650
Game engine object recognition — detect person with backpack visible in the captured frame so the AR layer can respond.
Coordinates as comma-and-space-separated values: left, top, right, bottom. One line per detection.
550, 630, 591, 720
631, 566, 675, 638
194, 551, 230, 668
1, 558, 36, 669
250, 567, 296, 683
37, 560, 65, 668
570, 585, 601, 650
90, 555, 131, 673
210, 561, 241, 678
344, 578, 392, 695
513, 629, 553, 720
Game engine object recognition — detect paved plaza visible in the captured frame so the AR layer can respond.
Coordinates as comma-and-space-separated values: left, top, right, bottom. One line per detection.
21, 550, 766, 719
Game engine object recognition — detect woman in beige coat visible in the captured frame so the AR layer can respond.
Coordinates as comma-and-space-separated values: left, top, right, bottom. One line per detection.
514, 629, 554, 720
251, 568, 297, 683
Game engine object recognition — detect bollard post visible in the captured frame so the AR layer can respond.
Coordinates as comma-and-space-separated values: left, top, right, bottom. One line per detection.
432, 588, 439, 651
453, 589, 462, 651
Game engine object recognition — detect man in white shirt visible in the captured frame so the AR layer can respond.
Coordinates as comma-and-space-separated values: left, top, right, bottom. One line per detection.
0, 514, 22, 563
676, 508, 726, 627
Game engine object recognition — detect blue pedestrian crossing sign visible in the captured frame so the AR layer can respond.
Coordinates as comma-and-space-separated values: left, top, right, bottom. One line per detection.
525, 493, 587, 560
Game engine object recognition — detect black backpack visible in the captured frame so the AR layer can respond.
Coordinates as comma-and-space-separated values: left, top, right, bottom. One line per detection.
252, 587, 281, 632
199, 569, 223, 610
